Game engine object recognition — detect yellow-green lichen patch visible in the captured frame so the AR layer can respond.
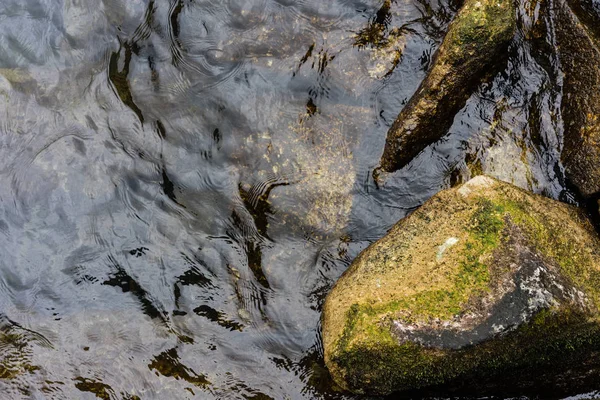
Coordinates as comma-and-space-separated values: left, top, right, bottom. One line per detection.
446, 0, 516, 59
337, 196, 507, 348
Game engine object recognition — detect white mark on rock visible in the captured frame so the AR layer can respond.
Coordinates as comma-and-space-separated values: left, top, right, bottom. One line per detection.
437, 237, 460, 261
519, 266, 558, 323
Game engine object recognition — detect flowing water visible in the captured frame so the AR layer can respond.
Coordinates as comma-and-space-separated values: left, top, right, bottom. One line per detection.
0, 0, 586, 398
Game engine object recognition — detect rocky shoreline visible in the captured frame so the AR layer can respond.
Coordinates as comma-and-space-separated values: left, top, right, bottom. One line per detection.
323, 176, 600, 395
323, 0, 600, 395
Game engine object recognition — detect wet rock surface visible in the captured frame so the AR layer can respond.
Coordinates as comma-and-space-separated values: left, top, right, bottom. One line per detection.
377, 0, 516, 175
375, 0, 600, 207
322, 176, 600, 395
556, 0, 600, 199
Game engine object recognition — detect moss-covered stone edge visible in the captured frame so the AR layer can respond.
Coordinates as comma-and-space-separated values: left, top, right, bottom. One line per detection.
445, 0, 517, 64
329, 184, 600, 394
334, 307, 600, 395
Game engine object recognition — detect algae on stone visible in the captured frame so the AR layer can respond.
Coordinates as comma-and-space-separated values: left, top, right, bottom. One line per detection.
322, 176, 600, 395
377, 0, 516, 176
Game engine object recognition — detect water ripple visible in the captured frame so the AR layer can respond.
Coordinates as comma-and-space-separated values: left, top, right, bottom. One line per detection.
0, 0, 577, 398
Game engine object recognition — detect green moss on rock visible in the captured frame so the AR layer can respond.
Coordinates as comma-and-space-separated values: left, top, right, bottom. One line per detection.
322, 176, 600, 395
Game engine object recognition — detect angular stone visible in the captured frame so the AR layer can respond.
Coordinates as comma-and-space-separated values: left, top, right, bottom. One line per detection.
377, 0, 516, 175
322, 176, 600, 395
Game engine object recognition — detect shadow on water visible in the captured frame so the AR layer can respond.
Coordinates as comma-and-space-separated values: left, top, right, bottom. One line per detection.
0, 0, 595, 398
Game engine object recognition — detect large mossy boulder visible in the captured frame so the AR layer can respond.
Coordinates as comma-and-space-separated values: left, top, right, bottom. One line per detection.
322, 176, 600, 395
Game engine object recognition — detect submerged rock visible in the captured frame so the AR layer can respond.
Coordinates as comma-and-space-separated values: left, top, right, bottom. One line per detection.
322, 176, 600, 395
555, 0, 600, 198
377, 0, 516, 176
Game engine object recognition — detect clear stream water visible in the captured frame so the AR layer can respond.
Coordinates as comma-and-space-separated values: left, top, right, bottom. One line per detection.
0, 0, 590, 398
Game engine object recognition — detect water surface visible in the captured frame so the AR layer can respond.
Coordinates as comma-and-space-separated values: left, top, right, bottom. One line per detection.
0, 0, 578, 398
